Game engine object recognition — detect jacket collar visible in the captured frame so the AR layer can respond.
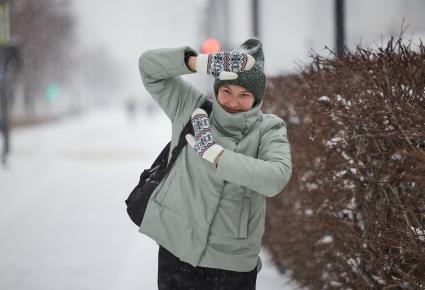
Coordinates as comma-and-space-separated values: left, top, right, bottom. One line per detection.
210, 93, 262, 141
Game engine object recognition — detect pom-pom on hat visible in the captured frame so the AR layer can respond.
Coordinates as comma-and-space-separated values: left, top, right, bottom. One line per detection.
214, 38, 266, 105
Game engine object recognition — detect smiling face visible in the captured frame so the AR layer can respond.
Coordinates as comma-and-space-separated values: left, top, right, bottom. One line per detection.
217, 85, 256, 113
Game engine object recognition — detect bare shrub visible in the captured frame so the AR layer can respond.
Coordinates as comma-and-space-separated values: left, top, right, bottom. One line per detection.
263, 38, 425, 289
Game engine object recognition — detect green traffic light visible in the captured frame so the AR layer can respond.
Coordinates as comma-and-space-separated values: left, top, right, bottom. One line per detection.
46, 83, 61, 102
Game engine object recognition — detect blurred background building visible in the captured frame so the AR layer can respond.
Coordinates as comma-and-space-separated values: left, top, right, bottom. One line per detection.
208, 0, 425, 74
3, 0, 425, 124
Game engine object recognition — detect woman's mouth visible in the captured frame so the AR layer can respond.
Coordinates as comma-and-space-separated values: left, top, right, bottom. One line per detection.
223, 106, 241, 113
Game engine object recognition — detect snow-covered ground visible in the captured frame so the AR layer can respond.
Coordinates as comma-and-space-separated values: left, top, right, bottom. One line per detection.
0, 107, 298, 290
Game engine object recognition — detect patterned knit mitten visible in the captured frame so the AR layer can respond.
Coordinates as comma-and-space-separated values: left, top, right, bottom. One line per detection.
185, 108, 224, 164
196, 51, 255, 80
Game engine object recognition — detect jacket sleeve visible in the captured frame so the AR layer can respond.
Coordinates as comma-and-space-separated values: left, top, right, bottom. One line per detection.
138, 46, 205, 121
215, 117, 292, 197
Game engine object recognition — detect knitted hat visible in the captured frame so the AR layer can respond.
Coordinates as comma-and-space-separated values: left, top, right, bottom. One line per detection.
214, 38, 266, 105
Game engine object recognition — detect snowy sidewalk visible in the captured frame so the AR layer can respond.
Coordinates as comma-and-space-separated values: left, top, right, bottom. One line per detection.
0, 107, 297, 290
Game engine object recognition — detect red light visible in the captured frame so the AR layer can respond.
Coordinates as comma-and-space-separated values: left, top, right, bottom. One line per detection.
202, 38, 221, 54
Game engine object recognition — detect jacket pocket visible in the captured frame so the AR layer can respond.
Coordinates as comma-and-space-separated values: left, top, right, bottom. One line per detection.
238, 197, 250, 239
210, 192, 249, 239
153, 169, 176, 205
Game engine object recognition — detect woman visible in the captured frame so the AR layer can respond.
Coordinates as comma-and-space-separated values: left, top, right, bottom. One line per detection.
138, 38, 292, 290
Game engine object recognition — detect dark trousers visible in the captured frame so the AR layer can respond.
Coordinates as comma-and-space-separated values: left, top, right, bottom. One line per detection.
158, 246, 257, 290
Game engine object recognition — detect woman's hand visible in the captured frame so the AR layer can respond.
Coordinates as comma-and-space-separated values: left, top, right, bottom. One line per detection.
185, 108, 224, 165
187, 56, 197, 72
195, 51, 255, 80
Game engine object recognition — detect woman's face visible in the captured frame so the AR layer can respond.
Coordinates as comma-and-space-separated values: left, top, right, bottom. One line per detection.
217, 85, 255, 114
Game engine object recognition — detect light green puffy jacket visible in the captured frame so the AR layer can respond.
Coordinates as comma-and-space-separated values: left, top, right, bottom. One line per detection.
138, 46, 292, 272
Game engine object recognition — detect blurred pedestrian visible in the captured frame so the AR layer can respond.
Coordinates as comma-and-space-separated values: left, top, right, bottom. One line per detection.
138, 38, 292, 290
125, 98, 137, 120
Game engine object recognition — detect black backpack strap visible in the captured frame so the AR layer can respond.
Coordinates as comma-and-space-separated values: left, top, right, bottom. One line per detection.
163, 99, 212, 175
178, 99, 212, 149
200, 99, 213, 114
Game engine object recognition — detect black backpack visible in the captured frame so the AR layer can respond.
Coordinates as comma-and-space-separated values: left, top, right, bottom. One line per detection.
125, 100, 212, 227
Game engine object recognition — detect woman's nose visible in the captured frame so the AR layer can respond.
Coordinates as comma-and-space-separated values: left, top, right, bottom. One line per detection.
228, 97, 240, 108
